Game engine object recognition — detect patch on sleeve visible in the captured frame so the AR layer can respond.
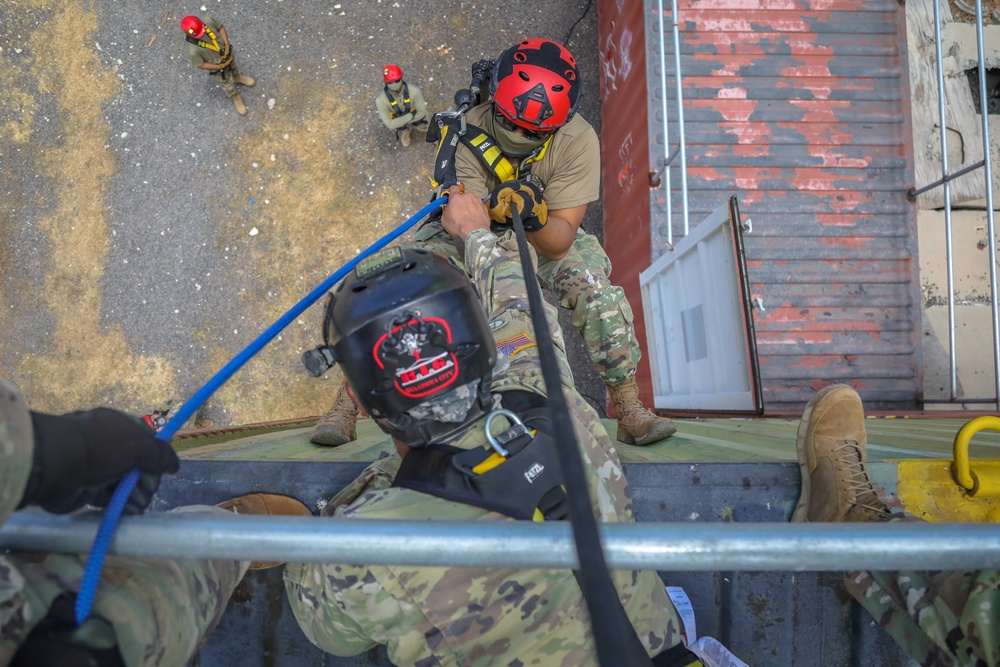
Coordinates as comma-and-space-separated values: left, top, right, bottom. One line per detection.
495, 333, 536, 358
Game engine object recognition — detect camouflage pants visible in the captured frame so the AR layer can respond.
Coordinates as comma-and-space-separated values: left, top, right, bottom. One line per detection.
413, 222, 641, 386
846, 568, 1000, 667
212, 61, 241, 98
1, 506, 247, 667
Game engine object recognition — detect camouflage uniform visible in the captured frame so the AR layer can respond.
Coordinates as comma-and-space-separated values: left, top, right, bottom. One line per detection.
283, 229, 679, 664
0, 379, 247, 667
421, 103, 641, 386
846, 522, 1000, 667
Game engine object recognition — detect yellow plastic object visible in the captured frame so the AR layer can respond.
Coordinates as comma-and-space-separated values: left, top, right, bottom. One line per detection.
951, 416, 1000, 498
898, 459, 1000, 522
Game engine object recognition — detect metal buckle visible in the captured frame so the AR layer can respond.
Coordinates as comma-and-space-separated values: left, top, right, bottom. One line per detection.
483, 409, 531, 458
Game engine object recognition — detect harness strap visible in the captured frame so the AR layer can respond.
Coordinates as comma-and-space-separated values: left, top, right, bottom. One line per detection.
430, 122, 553, 190
384, 82, 412, 118
185, 25, 221, 52
650, 643, 703, 667
392, 391, 569, 522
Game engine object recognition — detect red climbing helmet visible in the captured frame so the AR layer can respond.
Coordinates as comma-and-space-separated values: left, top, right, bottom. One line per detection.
383, 64, 403, 83
490, 38, 582, 133
181, 16, 205, 38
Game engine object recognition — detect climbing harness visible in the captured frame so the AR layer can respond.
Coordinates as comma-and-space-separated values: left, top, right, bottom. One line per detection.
430, 120, 551, 192
186, 25, 221, 51
75, 197, 448, 626
384, 82, 413, 119
392, 392, 570, 522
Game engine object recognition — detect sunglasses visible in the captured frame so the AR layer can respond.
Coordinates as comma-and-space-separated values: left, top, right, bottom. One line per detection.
492, 108, 554, 141
386, 77, 402, 84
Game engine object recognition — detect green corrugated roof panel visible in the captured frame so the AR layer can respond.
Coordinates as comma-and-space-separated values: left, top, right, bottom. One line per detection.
175, 417, 1000, 463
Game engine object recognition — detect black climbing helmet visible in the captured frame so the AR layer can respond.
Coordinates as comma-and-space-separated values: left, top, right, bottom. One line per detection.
308, 247, 496, 446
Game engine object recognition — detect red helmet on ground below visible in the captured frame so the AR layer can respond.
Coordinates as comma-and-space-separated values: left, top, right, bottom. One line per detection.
490, 38, 582, 133
181, 16, 205, 38
383, 64, 403, 83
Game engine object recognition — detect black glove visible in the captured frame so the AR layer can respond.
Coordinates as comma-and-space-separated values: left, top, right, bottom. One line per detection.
488, 180, 547, 232
19, 408, 180, 514
10, 593, 127, 667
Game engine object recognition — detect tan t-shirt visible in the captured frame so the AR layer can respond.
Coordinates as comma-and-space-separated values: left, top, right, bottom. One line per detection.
185, 16, 225, 68
455, 102, 601, 211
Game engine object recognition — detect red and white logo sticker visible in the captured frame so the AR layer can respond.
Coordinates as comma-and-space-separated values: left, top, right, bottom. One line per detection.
373, 317, 459, 398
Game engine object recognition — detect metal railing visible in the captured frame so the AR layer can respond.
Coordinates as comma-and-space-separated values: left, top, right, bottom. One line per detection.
4, 512, 1000, 571
909, 0, 1000, 410
651, 0, 690, 245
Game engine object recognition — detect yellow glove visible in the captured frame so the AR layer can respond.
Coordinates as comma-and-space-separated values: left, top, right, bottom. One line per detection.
488, 180, 548, 232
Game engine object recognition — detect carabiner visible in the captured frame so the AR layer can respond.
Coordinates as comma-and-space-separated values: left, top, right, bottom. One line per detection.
484, 409, 531, 458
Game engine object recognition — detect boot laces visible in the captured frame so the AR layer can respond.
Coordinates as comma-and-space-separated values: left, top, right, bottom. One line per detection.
833, 440, 890, 519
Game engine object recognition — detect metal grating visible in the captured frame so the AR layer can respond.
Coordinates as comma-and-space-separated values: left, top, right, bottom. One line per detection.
640, 0, 920, 411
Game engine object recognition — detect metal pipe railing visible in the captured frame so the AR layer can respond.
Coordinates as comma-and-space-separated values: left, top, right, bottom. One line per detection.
669, 0, 690, 236
908, 160, 986, 199
975, 0, 1000, 411
932, 0, 959, 400
655, 0, 690, 245
656, 0, 674, 245
910, 0, 1000, 409
4, 512, 1000, 572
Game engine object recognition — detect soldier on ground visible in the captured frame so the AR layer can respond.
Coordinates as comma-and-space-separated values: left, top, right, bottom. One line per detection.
182, 16, 256, 115
374, 64, 430, 147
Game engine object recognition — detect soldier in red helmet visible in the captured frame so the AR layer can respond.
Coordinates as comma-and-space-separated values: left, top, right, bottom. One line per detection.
374, 63, 429, 147
181, 15, 255, 115
313, 39, 677, 449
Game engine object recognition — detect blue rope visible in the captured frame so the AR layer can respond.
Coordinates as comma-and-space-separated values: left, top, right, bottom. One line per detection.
75, 197, 448, 625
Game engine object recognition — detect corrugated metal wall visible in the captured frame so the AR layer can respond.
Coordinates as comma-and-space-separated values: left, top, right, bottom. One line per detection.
601, 0, 922, 412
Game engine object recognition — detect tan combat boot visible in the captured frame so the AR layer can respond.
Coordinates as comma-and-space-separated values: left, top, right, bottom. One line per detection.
399, 128, 412, 147
310, 382, 359, 446
217, 493, 311, 569
610, 377, 677, 445
791, 384, 891, 523
231, 93, 247, 115
236, 75, 255, 87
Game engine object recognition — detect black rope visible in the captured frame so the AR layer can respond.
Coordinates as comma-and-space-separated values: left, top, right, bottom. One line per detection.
563, 0, 595, 47
509, 208, 653, 667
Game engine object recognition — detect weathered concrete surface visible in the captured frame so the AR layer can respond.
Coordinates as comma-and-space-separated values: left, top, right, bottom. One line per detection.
918, 209, 999, 402
0, 0, 606, 424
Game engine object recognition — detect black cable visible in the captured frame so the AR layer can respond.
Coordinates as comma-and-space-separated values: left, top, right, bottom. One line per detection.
509, 207, 653, 667
563, 0, 595, 47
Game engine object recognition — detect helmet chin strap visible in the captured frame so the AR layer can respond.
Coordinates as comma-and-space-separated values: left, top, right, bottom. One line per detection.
379, 371, 495, 447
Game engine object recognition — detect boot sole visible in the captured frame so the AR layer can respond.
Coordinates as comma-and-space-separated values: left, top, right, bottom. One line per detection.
310, 426, 356, 447
619, 422, 678, 446
790, 384, 843, 522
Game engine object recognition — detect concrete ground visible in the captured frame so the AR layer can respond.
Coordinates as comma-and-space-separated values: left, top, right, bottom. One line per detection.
0, 0, 607, 426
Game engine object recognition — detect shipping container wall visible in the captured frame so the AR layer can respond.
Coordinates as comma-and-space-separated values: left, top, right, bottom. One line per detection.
600, 0, 922, 412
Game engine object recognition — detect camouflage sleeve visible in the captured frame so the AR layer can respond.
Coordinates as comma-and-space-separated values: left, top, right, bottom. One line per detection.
409, 84, 429, 122
319, 453, 402, 517
463, 228, 573, 394
0, 379, 34, 524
